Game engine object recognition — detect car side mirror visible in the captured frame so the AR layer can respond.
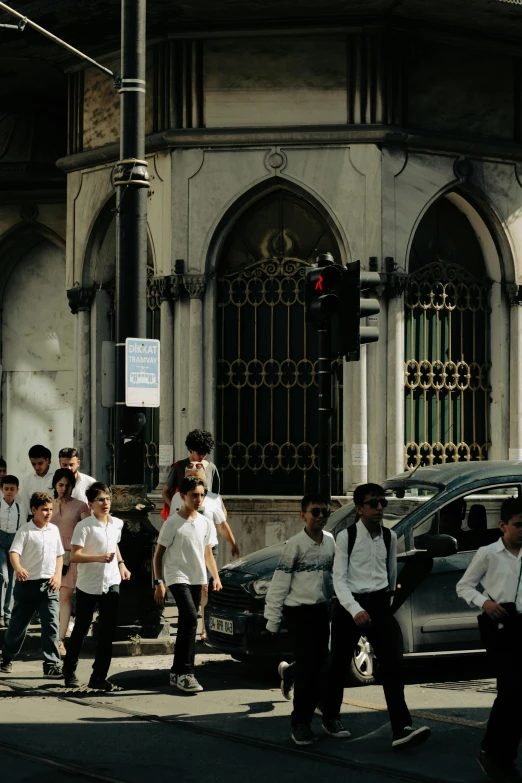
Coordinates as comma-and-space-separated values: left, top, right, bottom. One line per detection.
418, 534, 458, 558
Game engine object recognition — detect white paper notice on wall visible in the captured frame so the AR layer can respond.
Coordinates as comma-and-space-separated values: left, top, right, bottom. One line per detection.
159, 445, 174, 467
509, 448, 522, 461
351, 444, 368, 466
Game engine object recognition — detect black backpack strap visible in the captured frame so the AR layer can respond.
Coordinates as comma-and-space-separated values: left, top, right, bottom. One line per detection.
383, 525, 392, 588
347, 523, 357, 559
15, 502, 20, 530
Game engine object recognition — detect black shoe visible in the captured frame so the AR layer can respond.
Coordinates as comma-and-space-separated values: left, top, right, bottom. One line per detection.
291, 724, 318, 746
322, 718, 351, 738
477, 750, 518, 781
88, 677, 121, 692
63, 672, 80, 687
43, 664, 63, 679
392, 725, 431, 748
0, 659, 12, 673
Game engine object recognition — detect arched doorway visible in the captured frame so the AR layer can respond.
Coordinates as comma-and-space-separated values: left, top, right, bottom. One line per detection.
404, 196, 491, 467
1, 231, 74, 478
216, 189, 343, 495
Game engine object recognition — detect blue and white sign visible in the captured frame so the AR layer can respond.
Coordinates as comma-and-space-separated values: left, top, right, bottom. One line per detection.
125, 338, 160, 407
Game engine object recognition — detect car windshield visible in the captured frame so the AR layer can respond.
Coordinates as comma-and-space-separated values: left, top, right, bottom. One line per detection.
327, 480, 442, 538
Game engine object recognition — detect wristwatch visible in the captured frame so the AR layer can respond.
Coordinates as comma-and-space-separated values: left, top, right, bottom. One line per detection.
154, 579, 164, 586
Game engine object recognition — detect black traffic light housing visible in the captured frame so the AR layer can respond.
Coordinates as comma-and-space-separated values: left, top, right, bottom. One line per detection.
343, 260, 380, 361
305, 252, 343, 327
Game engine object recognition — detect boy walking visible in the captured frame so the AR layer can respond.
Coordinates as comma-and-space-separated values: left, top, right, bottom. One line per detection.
154, 476, 222, 693
265, 494, 346, 746
21, 445, 55, 517
457, 497, 522, 782
330, 483, 430, 749
62, 482, 131, 690
0, 475, 23, 627
161, 429, 220, 520
0, 492, 63, 677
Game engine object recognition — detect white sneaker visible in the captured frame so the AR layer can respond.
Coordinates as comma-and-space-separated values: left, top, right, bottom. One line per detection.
277, 661, 293, 701
176, 674, 203, 693
169, 672, 178, 687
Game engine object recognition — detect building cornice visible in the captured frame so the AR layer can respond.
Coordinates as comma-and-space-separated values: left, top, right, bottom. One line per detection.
56, 125, 522, 173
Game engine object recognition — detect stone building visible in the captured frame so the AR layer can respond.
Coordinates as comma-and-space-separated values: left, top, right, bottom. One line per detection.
1, 0, 522, 551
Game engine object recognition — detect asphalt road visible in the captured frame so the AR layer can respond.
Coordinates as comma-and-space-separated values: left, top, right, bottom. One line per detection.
0, 650, 498, 783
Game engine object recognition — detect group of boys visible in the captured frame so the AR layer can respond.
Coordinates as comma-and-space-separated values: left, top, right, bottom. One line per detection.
266, 483, 522, 783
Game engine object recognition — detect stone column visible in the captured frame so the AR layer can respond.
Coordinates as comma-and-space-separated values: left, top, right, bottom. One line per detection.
343, 352, 368, 493
489, 282, 509, 460
155, 276, 180, 485
508, 285, 522, 461
385, 276, 407, 477
183, 274, 207, 432
366, 295, 388, 483
67, 286, 95, 473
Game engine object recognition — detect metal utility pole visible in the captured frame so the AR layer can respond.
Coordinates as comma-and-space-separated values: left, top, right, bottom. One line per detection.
317, 324, 333, 504
113, 0, 149, 484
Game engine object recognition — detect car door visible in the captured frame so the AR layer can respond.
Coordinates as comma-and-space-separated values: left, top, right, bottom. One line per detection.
409, 483, 521, 652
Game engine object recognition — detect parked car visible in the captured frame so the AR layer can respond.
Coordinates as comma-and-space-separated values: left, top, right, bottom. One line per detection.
206, 461, 521, 684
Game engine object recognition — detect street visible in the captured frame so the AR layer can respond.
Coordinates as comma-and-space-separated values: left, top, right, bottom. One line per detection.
0, 642, 496, 783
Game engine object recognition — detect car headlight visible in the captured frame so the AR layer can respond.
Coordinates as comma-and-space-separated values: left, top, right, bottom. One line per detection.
252, 578, 272, 597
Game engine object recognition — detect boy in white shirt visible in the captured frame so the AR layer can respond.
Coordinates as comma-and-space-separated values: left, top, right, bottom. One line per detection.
63, 482, 131, 690
331, 483, 430, 750
153, 476, 222, 694
21, 445, 55, 518
457, 496, 522, 782
265, 493, 342, 746
58, 447, 96, 503
0, 475, 23, 627
0, 492, 63, 677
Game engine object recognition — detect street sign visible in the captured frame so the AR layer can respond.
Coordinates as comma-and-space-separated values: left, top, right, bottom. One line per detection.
125, 338, 160, 407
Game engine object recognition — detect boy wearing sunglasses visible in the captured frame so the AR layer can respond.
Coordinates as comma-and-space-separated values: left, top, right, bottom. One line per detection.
264, 494, 346, 746
328, 483, 430, 749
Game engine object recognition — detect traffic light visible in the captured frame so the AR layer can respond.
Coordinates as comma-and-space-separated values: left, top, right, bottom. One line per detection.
305, 252, 343, 328
343, 260, 380, 361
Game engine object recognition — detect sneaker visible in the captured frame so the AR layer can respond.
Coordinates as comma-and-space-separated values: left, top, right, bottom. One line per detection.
58, 640, 66, 656
0, 659, 12, 673
314, 706, 323, 716
477, 750, 518, 781
291, 724, 317, 746
63, 672, 80, 687
176, 673, 203, 693
392, 725, 431, 748
43, 665, 63, 679
322, 718, 351, 738
88, 676, 121, 692
169, 672, 178, 687
0, 616, 5, 628
277, 661, 293, 701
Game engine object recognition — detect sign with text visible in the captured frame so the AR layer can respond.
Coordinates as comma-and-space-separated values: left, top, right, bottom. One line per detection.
125, 338, 160, 407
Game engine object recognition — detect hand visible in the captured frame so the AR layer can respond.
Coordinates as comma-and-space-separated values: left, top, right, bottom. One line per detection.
15, 567, 29, 582
98, 552, 115, 563
48, 575, 61, 592
353, 610, 372, 627
483, 600, 509, 620
231, 543, 240, 558
213, 577, 223, 592
154, 583, 167, 605
119, 564, 131, 581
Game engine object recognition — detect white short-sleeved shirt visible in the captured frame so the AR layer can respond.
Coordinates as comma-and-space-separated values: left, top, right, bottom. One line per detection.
71, 514, 123, 595
21, 469, 55, 517
158, 512, 214, 586
170, 492, 224, 534
71, 472, 96, 503
10, 521, 64, 580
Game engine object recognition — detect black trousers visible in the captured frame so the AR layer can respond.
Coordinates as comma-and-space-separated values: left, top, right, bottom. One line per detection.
63, 585, 119, 681
324, 591, 411, 735
170, 584, 202, 675
284, 602, 333, 726
479, 614, 522, 765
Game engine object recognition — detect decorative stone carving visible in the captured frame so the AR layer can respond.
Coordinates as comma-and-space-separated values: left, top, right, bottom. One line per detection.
20, 203, 38, 223
67, 286, 95, 314
383, 272, 408, 299
183, 274, 207, 299
154, 275, 182, 303
454, 156, 473, 182
265, 150, 287, 172
506, 283, 522, 306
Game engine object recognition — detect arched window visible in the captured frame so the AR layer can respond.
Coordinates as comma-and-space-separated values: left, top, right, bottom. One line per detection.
404, 197, 491, 467
216, 189, 343, 495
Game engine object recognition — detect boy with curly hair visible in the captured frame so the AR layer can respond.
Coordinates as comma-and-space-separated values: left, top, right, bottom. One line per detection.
161, 430, 220, 520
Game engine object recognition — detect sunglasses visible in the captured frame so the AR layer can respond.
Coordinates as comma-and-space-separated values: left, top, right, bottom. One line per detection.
189, 463, 204, 470
364, 497, 388, 509
309, 507, 330, 518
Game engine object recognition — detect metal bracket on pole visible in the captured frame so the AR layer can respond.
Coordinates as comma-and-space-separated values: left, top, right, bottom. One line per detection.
0, 0, 120, 85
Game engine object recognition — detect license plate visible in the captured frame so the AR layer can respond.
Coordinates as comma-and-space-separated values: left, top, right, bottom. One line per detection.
209, 616, 234, 635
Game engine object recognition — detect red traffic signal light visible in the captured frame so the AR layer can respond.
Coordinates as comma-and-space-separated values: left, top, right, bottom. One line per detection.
305, 263, 343, 325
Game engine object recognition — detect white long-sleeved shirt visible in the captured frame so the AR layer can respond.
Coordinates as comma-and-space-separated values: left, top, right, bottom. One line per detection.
21, 469, 55, 517
264, 529, 335, 633
333, 521, 397, 618
456, 538, 522, 612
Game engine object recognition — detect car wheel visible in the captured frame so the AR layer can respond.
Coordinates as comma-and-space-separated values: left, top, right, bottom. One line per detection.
348, 636, 377, 686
